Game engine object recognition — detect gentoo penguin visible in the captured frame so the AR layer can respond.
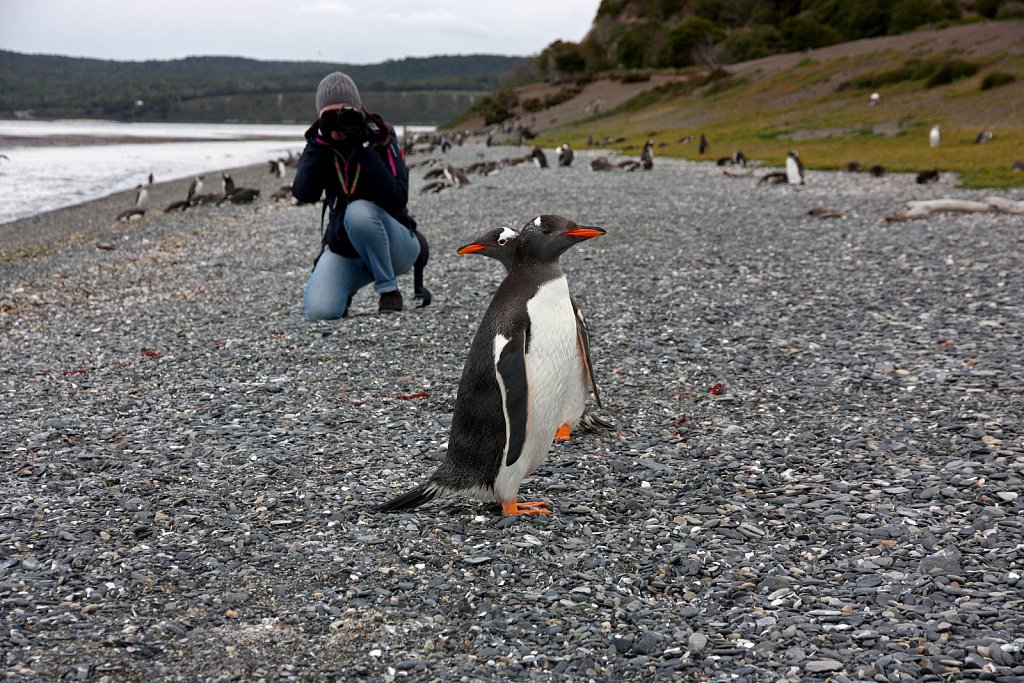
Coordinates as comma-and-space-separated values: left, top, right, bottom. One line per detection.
640, 139, 654, 170
698, 133, 710, 154
377, 215, 606, 516
869, 92, 880, 106
916, 169, 939, 184
733, 150, 747, 167
455, 226, 610, 435
420, 180, 449, 194
591, 157, 613, 171
758, 171, 788, 185
929, 125, 941, 148
869, 164, 886, 177
164, 178, 201, 211
444, 164, 471, 187
557, 143, 574, 167
133, 183, 148, 209
217, 173, 259, 204
785, 150, 805, 185
531, 146, 549, 168
845, 161, 863, 172
116, 183, 148, 221
975, 128, 993, 144
147, 172, 154, 185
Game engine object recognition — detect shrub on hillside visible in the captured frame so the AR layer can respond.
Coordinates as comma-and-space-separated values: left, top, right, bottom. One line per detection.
888, 0, 961, 33
724, 25, 783, 62
980, 70, 1016, 90
781, 15, 843, 51
659, 17, 724, 68
837, 55, 981, 91
924, 58, 979, 87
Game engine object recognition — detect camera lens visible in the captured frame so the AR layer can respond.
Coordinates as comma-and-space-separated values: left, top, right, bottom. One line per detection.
321, 107, 365, 137
336, 108, 365, 136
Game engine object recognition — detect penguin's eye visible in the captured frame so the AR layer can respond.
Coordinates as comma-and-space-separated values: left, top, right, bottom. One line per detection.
497, 238, 507, 246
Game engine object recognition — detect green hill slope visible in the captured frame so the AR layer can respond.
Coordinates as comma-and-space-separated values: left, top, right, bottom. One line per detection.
524, 21, 1023, 188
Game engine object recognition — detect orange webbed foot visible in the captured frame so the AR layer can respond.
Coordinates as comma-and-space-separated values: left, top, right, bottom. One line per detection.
501, 499, 551, 516
553, 423, 572, 442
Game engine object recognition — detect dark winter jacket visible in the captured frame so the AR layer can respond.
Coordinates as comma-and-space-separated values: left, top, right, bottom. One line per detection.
292, 113, 415, 258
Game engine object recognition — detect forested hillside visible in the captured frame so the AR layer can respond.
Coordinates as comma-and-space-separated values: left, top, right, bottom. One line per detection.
530, 0, 1023, 77
0, 51, 526, 124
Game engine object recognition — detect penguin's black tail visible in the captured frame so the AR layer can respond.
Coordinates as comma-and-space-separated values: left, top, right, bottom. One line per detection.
376, 483, 439, 513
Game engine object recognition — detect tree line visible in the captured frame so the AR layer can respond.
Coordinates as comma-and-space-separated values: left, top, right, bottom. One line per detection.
0, 51, 526, 124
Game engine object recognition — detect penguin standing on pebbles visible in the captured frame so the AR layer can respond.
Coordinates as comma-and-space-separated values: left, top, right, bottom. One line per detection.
557, 143, 574, 167
377, 215, 606, 516
785, 150, 805, 185
455, 226, 610, 435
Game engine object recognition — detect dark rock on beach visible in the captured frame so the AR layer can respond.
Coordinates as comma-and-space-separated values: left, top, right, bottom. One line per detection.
1, 143, 1023, 681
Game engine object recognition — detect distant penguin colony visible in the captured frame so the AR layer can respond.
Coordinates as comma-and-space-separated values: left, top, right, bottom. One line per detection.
377, 215, 606, 516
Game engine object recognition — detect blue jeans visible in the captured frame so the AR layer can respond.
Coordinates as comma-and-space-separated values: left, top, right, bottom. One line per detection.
302, 200, 421, 321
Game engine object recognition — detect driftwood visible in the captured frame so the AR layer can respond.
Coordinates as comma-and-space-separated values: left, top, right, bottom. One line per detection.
886, 196, 1024, 221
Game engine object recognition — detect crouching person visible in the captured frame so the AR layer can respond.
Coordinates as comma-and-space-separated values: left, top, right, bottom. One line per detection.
294, 71, 428, 320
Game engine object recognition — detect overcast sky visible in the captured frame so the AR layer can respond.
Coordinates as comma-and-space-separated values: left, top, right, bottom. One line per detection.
0, 0, 601, 64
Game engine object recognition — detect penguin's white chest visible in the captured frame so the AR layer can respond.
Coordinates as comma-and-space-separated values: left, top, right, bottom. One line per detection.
786, 158, 802, 184
491, 276, 586, 503
525, 277, 587, 431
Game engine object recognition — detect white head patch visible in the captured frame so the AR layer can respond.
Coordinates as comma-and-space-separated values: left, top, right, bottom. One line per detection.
532, 216, 542, 227
497, 227, 518, 245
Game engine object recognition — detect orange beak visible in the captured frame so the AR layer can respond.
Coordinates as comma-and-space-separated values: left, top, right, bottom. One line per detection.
456, 243, 487, 254
564, 226, 606, 239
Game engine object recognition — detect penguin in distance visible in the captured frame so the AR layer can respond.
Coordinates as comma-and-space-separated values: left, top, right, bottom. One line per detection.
377, 215, 606, 516
929, 125, 941, 148
785, 150, 805, 185
456, 226, 611, 435
640, 139, 654, 169
557, 143, 575, 167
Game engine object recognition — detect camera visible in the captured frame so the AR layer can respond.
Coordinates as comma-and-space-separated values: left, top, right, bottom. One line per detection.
320, 107, 366, 138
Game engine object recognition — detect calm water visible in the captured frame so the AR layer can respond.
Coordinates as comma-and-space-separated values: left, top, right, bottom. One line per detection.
0, 120, 432, 226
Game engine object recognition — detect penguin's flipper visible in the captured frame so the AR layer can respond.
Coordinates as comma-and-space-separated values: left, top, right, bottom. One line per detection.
376, 483, 439, 512
501, 499, 551, 516
495, 330, 530, 468
574, 304, 603, 409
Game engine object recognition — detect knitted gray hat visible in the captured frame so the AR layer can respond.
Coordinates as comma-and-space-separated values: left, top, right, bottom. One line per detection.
316, 72, 362, 113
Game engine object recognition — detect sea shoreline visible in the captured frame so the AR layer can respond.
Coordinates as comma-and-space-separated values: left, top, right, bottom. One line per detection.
0, 160, 278, 262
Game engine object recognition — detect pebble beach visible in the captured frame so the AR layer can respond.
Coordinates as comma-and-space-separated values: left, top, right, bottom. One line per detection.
2, 144, 1023, 682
